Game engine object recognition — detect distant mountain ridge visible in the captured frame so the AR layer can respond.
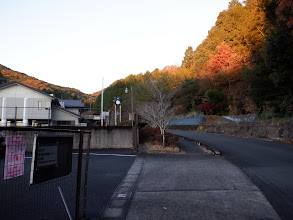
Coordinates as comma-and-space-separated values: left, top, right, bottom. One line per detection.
0, 64, 100, 102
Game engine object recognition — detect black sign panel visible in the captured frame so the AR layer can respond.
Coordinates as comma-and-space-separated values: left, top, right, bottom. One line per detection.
30, 135, 73, 185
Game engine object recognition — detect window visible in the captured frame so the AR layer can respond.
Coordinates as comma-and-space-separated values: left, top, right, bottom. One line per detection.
38, 101, 42, 110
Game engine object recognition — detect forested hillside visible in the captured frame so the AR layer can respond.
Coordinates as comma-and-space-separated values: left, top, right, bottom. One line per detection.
94, 0, 293, 118
0, 64, 98, 106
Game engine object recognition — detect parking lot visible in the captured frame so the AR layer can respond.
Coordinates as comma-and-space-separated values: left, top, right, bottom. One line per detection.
0, 149, 136, 220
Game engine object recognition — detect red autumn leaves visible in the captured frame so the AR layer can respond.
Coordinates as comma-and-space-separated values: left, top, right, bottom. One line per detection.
200, 42, 243, 86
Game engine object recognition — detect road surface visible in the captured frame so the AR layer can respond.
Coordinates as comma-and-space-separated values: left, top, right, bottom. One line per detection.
168, 130, 293, 220
0, 149, 136, 220
86, 149, 136, 218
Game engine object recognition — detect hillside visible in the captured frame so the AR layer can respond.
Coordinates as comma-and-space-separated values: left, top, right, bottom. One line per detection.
93, 0, 293, 118
0, 64, 100, 103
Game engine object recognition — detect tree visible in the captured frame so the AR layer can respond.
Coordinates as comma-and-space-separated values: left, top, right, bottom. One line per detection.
203, 42, 243, 93
207, 42, 243, 75
138, 81, 176, 147
181, 46, 194, 69
175, 79, 201, 113
244, 0, 293, 115
0, 71, 7, 84
202, 89, 228, 114
244, 64, 278, 109
93, 80, 127, 111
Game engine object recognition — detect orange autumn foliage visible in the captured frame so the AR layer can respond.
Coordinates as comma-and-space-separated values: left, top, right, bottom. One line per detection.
160, 65, 178, 75
200, 42, 243, 86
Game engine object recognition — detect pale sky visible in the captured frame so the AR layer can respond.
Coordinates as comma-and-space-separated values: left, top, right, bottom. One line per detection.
0, 0, 234, 94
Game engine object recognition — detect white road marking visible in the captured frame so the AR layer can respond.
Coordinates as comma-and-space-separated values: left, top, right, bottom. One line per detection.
72, 152, 137, 157
24, 153, 136, 159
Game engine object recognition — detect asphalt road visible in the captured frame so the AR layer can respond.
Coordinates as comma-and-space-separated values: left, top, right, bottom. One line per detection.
86, 149, 136, 218
168, 130, 293, 220
0, 149, 136, 220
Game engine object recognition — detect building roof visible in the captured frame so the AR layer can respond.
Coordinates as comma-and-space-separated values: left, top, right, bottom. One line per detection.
59, 99, 84, 108
0, 81, 58, 100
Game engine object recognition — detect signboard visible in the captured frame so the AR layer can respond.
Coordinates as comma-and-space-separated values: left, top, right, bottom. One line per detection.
4, 135, 26, 180
30, 134, 73, 185
37, 144, 57, 168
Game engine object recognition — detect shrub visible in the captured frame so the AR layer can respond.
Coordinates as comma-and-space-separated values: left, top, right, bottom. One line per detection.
139, 127, 160, 144
139, 127, 179, 147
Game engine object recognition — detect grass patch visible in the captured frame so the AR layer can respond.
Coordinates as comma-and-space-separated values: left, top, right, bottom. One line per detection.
144, 142, 180, 154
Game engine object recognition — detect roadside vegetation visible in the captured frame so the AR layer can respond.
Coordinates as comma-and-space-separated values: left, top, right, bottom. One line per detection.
139, 127, 180, 153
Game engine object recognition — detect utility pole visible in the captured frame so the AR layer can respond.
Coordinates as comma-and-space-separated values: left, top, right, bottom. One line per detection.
101, 78, 104, 126
131, 87, 134, 126
114, 104, 117, 126
125, 87, 134, 126
120, 105, 122, 122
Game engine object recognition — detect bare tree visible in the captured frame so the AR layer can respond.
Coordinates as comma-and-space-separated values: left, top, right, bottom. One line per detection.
138, 82, 176, 147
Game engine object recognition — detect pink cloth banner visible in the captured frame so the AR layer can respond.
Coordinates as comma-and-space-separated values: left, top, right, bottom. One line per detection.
4, 135, 26, 180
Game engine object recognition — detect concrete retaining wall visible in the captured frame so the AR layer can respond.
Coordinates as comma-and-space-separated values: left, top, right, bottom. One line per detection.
90, 127, 133, 149
2, 127, 135, 152
205, 124, 293, 142
168, 125, 199, 131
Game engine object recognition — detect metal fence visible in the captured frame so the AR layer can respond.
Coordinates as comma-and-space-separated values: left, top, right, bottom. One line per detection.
0, 127, 91, 220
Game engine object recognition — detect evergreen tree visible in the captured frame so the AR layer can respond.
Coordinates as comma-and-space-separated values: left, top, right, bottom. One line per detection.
244, 0, 293, 115
181, 46, 194, 68
176, 79, 201, 112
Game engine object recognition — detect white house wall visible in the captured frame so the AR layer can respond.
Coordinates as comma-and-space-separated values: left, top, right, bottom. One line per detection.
0, 85, 52, 120
66, 108, 79, 115
51, 108, 79, 125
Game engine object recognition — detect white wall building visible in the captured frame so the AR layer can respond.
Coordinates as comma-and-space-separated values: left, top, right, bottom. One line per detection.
0, 81, 82, 126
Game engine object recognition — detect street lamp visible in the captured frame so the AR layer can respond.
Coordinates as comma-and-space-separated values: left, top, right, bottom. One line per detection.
125, 87, 134, 126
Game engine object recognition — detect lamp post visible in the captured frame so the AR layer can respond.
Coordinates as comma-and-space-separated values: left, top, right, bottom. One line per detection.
125, 87, 134, 126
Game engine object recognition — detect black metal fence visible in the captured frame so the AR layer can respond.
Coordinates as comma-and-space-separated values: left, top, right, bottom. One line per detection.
0, 127, 91, 220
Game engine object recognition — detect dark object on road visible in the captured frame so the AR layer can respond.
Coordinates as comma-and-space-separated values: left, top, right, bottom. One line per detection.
0, 131, 6, 157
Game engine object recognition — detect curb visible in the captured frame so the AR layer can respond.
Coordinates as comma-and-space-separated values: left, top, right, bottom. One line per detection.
179, 136, 221, 156
194, 140, 221, 156
96, 155, 145, 220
